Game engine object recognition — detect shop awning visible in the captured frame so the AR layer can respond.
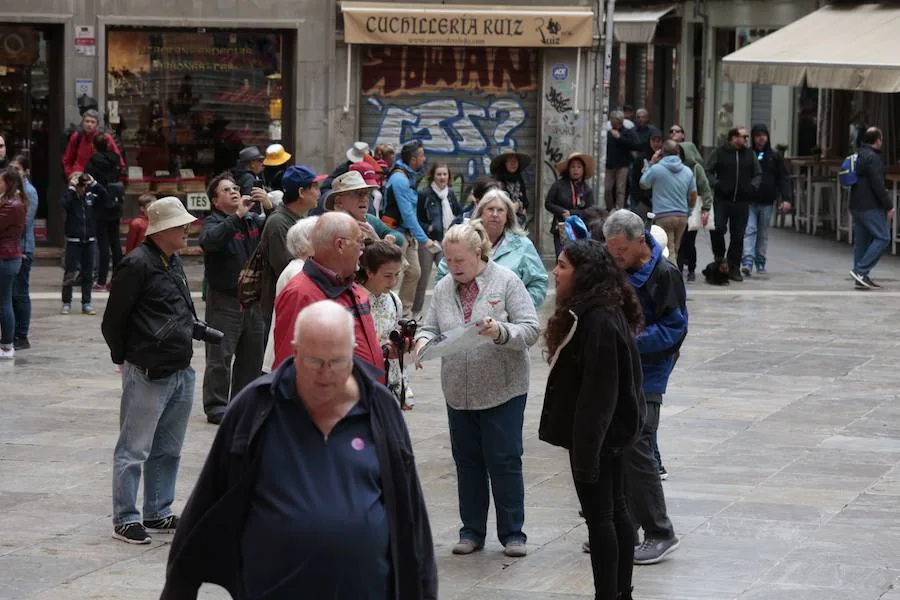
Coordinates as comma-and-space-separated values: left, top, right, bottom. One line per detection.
612, 6, 675, 45
723, 4, 900, 93
340, 2, 594, 47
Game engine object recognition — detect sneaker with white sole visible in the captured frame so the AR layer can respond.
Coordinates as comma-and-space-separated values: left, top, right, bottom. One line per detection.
113, 522, 151, 545
850, 271, 871, 289
143, 515, 178, 533
60, 303, 71, 315
503, 540, 527, 557
82, 304, 96, 315
452, 539, 484, 555
0, 345, 14, 360
634, 536, 680, 565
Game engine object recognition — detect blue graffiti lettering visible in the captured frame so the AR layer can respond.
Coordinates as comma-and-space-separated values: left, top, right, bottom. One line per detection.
367, 97, 527, 156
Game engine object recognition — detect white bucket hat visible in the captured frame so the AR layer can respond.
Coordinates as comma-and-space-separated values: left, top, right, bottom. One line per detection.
146, 196, 197, 235
346, 141, 370, 163
325, 171, 378, 211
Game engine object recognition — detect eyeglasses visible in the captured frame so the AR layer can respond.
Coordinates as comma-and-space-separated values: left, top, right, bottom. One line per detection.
297, 356, 352, 371
220, 185, 240, 193
670, 128, 682, 134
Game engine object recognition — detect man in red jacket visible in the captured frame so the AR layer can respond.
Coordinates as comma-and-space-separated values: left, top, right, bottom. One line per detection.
272, 212, 384, 381
62, 110, 126, 179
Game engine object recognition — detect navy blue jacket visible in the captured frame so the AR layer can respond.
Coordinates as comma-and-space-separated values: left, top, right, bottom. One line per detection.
61, 183, 106, 241
628, 233, 688, 395
161, 358, 438, 600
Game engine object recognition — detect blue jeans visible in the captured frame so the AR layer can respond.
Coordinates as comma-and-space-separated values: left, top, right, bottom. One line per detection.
447, 395, 527, 546
852, 209, 891, 276
0, 258, 21, 345
742, 204, 773, 270
13, 253, 32, 340
112, 363, 195, 526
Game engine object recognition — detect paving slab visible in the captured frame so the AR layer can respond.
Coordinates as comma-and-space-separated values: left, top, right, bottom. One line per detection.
4, 227, 900, 599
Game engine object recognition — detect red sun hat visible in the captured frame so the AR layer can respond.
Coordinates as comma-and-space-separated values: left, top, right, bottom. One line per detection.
349, 161, 380, 186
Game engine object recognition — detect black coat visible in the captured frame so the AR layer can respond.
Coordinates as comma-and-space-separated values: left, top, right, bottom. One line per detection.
85, 151, 125, 219
160, 358, 438, 600
751, 146, 792, 205
417, 185, 461, 242
544, 177, 594, 233
705, 143, 761, 203
61, 184, 106, 241
101, 239, 196, 377
199, 209, 264, 297
850, 145, 892, 212
605, 127, 641, 169
539, 303, 644, 482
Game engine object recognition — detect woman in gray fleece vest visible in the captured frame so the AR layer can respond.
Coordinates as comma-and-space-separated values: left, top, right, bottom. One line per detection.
415, 221, 540, 558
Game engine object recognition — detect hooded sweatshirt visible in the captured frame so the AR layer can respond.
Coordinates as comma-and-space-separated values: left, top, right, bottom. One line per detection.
639, 155, 696, 218
679, 142, 713, 211
750, 124, 792, 205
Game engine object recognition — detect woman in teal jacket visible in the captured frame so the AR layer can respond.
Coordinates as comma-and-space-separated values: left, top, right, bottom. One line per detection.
436, 189, 548, 308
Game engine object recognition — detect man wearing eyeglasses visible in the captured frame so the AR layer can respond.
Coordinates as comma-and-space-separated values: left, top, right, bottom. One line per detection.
200, 172, 268, 424
669, 125, 686, 143
271, 212, 385, 382
162, 300, 437, 599
705, 126, 761, 281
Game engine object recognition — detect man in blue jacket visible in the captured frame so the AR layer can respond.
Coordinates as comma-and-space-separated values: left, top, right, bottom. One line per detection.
604, 209, 687, 565
383, 141, 437, 316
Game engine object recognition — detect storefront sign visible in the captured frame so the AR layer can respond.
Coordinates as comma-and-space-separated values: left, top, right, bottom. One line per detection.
74, 25, 96, 57
0, 26, 38, 65
75, 78, 94, 99
342, 2, 594, 48
551, 63, 569, 81
186, 193, 211, 212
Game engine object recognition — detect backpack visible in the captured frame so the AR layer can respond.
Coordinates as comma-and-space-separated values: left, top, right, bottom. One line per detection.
380, 167, 408, 229
839, 153, 859, 188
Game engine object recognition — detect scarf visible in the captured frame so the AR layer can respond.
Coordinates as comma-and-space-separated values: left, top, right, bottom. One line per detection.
432, 182, 454, 233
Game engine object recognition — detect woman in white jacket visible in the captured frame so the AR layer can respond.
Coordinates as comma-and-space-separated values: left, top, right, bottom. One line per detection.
414, 221, 540, 558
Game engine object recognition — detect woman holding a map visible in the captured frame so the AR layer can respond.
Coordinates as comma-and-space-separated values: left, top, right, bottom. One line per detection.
414, 221, 539, 559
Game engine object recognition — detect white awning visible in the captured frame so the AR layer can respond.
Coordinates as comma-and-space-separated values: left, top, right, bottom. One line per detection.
723, 4, 900, 93
613, 6, 675, 45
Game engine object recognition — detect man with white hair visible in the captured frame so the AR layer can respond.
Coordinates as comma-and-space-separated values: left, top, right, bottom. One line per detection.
271, 212, 383, 379
162, 300, 437, 599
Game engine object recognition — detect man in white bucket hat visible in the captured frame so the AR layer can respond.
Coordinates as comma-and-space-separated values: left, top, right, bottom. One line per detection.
102, 196, 205, 545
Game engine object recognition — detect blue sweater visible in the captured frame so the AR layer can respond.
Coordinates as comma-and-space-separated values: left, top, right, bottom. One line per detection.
628, 233, 688, 395
639, 156, 695, 218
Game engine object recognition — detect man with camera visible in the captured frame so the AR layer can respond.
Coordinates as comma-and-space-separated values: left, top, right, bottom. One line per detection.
102, 196, 210, 545
200, 172, 268, 425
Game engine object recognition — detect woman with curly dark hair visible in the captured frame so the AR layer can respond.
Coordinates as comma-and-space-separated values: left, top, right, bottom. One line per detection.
539, 239, 644, 600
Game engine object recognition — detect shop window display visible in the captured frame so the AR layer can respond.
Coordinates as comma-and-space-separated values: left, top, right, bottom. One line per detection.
106, 28, 286, 214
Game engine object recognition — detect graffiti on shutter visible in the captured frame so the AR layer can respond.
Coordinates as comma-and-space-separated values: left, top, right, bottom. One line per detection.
360, 46, 539, 200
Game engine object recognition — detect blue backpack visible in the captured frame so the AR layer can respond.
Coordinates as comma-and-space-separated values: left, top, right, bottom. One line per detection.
839, 153, 859, 188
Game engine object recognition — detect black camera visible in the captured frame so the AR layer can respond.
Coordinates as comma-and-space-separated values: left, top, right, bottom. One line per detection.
193, 320, 224, 345
389, 319, 417, 351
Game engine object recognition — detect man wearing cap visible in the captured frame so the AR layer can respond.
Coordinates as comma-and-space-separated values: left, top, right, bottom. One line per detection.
259, 165, 326, 323
314, 141, 371, 215
232, 146, 270, 200
263, 143, 292, 191
200, 172, 267, 425
102, 197, 199, 545
63, 109, 125, 179
328, 166, 405, 247
384, 141, 437, 316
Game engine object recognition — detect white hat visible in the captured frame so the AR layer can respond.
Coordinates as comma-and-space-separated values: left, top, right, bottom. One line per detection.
649, 224, 670, 258
346, 141, 370, 164
325, 171, 378, 211
146, 196, 197, 236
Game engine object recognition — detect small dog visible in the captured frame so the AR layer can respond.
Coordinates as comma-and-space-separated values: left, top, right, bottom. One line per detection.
702, 259, 730, 285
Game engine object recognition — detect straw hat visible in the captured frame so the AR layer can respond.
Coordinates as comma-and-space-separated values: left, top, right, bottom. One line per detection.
325, 171, 378, 211
556, 152, 596, 179
146, 196, 197, 235
263, 144, 292, 166
490, 150, 532, 175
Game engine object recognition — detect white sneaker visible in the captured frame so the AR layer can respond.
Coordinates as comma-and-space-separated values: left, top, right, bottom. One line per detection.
0, 345, 14, 360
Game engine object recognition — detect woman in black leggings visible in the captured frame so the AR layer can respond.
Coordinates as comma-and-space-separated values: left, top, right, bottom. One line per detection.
539, 239, 645, 600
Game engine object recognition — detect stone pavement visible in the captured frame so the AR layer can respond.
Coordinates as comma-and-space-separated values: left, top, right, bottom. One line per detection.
4, 227, 900, 600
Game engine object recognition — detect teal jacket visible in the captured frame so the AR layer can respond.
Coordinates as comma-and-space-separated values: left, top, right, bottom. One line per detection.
436, 232, 548, 308
366, 214, 406, 247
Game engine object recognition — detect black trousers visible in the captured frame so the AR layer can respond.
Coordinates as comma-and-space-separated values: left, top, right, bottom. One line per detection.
709, 201, 750, 270
62, 241, 94, 305
96, 218, 123, 285
626, 400, 676, 541
574, 453, 634, 600
677, 226, 698, 273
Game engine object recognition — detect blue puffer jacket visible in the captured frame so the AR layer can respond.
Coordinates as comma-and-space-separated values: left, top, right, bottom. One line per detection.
628, 232, 688, 395
436, 231, 548, 308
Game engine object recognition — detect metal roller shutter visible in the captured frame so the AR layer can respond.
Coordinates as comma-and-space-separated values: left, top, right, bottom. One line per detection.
751, 84, 772, 129
359, 45, 540, 205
